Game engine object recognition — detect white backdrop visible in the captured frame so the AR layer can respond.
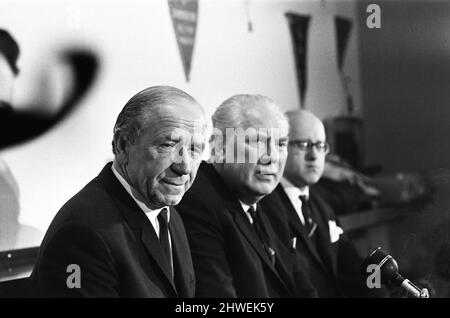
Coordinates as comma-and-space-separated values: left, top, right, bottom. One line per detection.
0, 0, 361, 249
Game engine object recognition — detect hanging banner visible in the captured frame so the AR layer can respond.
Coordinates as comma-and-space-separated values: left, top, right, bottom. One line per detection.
285, 12, 310, 108
335, 16, 353, 70
335, 16, 354, 114
168, 0, 198, 82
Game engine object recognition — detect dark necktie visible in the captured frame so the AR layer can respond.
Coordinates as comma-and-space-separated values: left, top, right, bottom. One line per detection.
248, 206, 276, 265
157, 208, 173, 278
299, 195, 317, 238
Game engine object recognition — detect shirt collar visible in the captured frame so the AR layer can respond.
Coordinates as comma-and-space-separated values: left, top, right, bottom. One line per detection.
280, 177, 309, 199
239, 201, 257, 224
111, 164, 170, 221
239, 201, 257, 213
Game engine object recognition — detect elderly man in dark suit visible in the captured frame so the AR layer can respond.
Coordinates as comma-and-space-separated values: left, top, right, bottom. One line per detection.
261, 109, 369, 297
31, 86, 208, 297
177, 95, 316, 298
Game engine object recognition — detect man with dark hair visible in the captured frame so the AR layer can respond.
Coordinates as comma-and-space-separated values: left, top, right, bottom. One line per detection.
32, 85, 208, 297
177, 95, 316, 298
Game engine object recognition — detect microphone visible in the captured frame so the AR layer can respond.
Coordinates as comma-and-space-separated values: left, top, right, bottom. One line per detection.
362, 247, 429, 298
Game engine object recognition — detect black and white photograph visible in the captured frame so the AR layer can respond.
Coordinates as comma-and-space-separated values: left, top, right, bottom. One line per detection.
1, 0, 450, 305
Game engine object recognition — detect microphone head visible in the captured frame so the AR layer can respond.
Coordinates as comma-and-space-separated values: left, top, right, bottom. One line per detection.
362, 247, 400, 285
362, 247, 429, 297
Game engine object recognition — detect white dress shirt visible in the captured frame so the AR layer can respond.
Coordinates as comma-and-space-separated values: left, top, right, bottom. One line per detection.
280, 178, 343, 243
239, 201, 257, 224
112, 165, 174, 275
111, 165, 170, 240
280, 178, 308, 225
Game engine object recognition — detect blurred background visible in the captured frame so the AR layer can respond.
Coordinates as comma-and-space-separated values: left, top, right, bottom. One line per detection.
1, 0, 450, 296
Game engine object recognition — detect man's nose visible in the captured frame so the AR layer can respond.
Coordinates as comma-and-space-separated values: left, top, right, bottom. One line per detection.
305, 145, 319, 161
172, 146, 192, 175
260, 140, 279, 165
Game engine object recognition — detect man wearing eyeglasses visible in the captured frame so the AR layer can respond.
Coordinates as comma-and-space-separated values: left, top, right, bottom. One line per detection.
261, 109, 367, 297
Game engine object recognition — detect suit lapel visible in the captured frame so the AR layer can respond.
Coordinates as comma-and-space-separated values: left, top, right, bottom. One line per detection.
197, 163, 297, 297
202, 164, 285, 285
309, 194, 338, 276
169, 207, 195, 297
231, 206, 291, 295
139, 223, 177, 291
97, 163, 177, 295
278, 186, 330, 274
232, 207, 274, 269
256, 204, 294, 294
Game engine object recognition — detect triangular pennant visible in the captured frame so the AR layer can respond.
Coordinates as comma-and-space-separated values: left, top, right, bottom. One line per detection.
168, 0, 198, 82
334, 16, 352, 71
286, 12, 310, 108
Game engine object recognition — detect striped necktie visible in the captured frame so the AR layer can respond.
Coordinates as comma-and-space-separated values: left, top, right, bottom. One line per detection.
299, 195, 317, 238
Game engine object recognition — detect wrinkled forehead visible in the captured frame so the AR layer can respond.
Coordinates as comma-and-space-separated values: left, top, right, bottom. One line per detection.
145, 98, 205, 124
241, 111, 288, 137
141, 101, 207, 139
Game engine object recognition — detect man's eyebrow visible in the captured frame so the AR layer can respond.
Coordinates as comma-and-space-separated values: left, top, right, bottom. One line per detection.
154, 133, 181, 142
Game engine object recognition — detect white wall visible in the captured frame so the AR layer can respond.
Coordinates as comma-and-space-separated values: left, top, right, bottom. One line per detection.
0, 0, 360, 246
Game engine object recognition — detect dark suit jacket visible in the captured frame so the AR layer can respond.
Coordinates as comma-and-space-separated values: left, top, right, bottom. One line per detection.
176, 162, 316, 298
262, 183, 377, 298
31, 163, 195, 298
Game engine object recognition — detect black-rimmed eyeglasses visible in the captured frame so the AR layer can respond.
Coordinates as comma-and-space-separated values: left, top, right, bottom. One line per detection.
288, 140, 330, 153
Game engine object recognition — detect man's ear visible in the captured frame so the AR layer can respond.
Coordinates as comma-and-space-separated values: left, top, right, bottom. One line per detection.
113, 131, 129, 164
